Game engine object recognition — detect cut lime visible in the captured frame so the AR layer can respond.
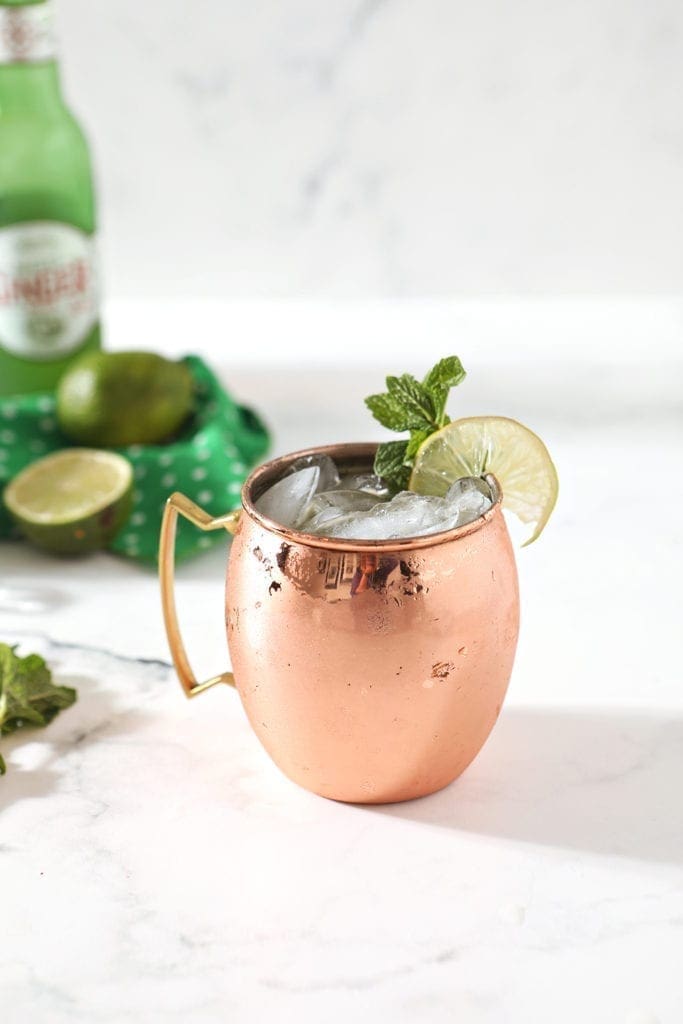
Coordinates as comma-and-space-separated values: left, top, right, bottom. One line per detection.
4, 448, 133, 555
409, 416, 558, 545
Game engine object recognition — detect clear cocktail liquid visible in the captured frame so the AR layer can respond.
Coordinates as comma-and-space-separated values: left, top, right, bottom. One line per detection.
0, 0, 100, 397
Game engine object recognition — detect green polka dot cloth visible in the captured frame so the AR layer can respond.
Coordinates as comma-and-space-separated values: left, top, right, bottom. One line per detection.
0, 355, 270, 564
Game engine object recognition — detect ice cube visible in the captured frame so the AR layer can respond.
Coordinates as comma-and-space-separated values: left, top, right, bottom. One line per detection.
255, 466, 320, 528
286, 454, 340, 493
305, 489, 384, 518
301, 489, 384, 534
303, 479, 492, 541
447, 476, 492, 501
445, 476, 492, 525
373, 492, 449, 536
312, 491, 450, 540
337, 473, 391, 498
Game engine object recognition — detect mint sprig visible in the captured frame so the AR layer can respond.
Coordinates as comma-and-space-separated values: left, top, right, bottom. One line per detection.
365, 356, 466, 491
0, 643, 77, 775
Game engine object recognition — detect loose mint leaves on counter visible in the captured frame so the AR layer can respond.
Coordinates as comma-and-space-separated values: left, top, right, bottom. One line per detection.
0, 643, 77, 775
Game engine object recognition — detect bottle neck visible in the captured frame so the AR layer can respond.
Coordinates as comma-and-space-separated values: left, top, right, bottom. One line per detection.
0, 59, 61, 112
0, 1, 60, 111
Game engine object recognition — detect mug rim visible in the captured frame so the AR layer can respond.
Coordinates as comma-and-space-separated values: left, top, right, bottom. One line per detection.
239, 442, 503, 552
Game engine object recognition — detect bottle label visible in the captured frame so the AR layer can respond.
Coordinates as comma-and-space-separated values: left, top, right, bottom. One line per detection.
0, 2, 56, 64
0, 222, 98, 361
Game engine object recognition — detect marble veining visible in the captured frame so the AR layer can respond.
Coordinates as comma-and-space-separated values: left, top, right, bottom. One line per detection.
55, 0, 683, 297
2, 631, 682, 1023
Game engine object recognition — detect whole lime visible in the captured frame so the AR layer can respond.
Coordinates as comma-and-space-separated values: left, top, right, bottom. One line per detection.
57, 351, 194, 447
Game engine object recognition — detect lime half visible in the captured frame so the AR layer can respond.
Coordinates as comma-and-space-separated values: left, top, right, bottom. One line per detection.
4, 448, 133, 555
409, 416, 558, 545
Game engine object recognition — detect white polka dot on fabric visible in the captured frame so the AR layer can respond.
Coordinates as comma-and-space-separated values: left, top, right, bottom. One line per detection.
196, 447, 211, 461
158, 453, 174, 467
134, 465, 147, 479
39, 417, 56, 432
224, 445, 238, 458
127, 445, 143, 456
227, 480, 242, 495
161, 473, 176, 488
133, 489, 144, 503
123, 533, 139, 544
0, 429, 16, 444
37, 397, 54, 412
1, 405, 16, 419
198, 490, 213, 504
130, 511, 146, 526
198, 535, 212, 549
191, 467, 207, 481
232, 462, 246, 474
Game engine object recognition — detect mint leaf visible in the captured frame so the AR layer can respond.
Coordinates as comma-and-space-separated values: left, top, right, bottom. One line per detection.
0, 643, 77, 774
364, 356, 467, 491
423, 355, 466, 393
365, 393, 414, 432
393, 464, 412, 490
374, 439, 409, 477
386, 374, 437, 430
373, 440, 411, 489
405, 428, 431, 460
424, 357, 466, 424
430, 389, 449, 425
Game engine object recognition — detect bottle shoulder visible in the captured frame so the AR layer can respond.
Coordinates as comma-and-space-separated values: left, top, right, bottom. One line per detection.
0, 106, 92, 165
0, 111, 96, 230
0, 103, 87, 135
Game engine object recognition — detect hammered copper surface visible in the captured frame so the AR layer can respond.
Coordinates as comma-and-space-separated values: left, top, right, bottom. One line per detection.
225, 443, 519, 804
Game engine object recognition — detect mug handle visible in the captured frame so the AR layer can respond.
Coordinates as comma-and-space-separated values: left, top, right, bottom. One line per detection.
159, 491, 241, 698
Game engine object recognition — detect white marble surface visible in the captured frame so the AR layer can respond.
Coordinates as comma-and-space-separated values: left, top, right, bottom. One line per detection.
1, 300, 683, 1021
55, 0, 683, 296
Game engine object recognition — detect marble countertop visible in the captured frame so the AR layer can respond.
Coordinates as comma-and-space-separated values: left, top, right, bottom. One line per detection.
2, 302, 682, 1023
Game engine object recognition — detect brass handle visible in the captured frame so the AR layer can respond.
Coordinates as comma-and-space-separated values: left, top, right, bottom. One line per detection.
159, 491, 241, 698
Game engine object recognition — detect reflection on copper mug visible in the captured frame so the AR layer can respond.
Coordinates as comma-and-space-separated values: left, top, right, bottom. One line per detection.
159, 443, 519, 804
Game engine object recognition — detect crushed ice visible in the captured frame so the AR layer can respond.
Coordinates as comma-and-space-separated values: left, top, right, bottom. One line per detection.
255, 454, 493, 540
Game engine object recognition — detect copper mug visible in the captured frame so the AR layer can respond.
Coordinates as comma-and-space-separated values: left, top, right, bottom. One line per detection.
159, 443, 519, 804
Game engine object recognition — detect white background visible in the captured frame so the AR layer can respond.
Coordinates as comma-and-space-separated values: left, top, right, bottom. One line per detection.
58, 0, 683, 302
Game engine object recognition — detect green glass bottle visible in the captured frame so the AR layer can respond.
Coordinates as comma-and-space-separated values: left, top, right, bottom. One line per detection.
0, 0, 100, 397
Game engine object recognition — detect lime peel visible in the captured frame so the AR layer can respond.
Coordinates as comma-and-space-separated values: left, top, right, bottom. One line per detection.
4, 448, 133, 554
409, 416, 558, 546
